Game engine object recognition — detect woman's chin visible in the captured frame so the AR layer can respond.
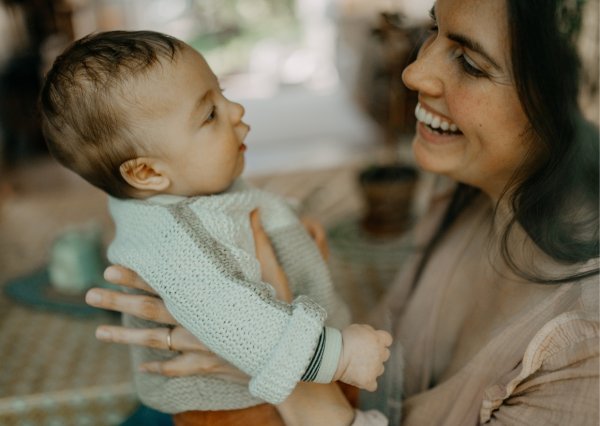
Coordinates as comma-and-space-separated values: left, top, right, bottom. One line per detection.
412, 138, 447, 175
412, 132, 468, 178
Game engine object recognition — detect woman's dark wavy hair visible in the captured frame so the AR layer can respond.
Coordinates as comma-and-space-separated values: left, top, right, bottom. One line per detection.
413, 0, 599, 287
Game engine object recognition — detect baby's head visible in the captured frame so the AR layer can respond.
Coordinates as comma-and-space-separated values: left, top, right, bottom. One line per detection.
40, 30, 249, 199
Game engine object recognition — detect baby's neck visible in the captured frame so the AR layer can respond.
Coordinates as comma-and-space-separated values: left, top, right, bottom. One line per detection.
127, 178, 243, 201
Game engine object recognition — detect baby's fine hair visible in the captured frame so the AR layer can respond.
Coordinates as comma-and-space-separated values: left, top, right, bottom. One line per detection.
39, 30, 184, 198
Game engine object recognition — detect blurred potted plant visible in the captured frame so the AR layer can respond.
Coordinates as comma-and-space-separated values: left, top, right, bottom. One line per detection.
354, 12, 426, 236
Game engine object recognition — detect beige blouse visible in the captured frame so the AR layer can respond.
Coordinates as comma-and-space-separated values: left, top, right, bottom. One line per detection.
366, 192, 599, 425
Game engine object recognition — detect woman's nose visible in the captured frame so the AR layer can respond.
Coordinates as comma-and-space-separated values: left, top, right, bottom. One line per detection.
402, 42, 444, 97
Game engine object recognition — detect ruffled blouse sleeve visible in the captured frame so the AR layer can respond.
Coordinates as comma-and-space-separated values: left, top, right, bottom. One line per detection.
481, 310, 599, 425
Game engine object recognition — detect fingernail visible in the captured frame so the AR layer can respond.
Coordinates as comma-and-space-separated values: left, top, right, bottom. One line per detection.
104, 267, 122, 282
96, 328, 110, 340
86, 290, 101, 305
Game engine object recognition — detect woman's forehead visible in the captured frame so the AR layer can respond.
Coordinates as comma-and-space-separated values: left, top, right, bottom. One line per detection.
436, 0, 510, 67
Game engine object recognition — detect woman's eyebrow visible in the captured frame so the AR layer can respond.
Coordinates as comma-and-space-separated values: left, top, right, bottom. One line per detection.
430, 3, 502, 72
447, 33, 502, 71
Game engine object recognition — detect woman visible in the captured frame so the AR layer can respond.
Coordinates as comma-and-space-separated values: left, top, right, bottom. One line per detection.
86, 0, 599, 424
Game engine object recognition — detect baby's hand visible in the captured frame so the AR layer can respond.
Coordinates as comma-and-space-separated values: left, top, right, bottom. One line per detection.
334, 324, 392, 391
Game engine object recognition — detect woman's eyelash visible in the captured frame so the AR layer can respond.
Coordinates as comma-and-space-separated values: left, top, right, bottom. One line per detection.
428, 7, 437, 30
429, 7, 436, 21
457, 54, 486, 78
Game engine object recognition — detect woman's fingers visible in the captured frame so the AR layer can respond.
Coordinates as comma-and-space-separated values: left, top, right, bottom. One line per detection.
250, 209, 293, 303
95, 325, 207, 352
250, 209, 278, 263
300, 216, 330, 261
169, 327, 210, 352
139, 352, 250, 384
86, 288, 178, 325
104, 265, 156, 294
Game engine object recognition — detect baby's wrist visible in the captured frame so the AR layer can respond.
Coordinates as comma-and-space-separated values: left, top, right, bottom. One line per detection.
303, 327, 343, 384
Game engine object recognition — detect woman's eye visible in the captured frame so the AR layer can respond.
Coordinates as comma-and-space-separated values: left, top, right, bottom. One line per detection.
457, 54, 486, 78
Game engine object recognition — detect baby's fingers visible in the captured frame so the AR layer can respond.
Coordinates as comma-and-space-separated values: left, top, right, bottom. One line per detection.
376, 330, 393, 346
364, 380, 378, 392
382, 347, 391, 362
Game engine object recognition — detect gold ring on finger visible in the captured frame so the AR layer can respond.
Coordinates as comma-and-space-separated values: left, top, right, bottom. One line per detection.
166, 327, 173, 352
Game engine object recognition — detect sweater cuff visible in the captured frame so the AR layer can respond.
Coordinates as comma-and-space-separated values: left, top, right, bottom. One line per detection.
248, 296, 326, 404
301, 327, 342, 383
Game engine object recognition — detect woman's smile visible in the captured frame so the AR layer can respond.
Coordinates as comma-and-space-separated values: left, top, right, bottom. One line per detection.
402, 0, 532, 200
415, 102, 461, 134
415, 102, 464, 145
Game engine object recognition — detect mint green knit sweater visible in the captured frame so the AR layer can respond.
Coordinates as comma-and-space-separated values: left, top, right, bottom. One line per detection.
107, 180, 351, 413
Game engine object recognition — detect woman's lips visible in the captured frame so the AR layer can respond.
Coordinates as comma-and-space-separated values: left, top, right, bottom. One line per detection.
417, 121, 463, 145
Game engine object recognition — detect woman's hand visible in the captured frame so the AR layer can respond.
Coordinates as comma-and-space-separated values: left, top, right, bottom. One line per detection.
86, 265, 249, 383
250, 209, 292, 302
278, 382, 355, 426
252, 210, 330, 302
300, 216, 330, 261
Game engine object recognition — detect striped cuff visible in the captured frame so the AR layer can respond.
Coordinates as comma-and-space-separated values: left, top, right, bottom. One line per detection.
301, 327, 342, 383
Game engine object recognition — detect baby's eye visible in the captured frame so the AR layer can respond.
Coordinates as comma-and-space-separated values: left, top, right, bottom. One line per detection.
205, 105, 217, 122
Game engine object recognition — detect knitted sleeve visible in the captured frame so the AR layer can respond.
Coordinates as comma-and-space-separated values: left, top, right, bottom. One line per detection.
267, 223, 351, 330
108, 199, 327, 404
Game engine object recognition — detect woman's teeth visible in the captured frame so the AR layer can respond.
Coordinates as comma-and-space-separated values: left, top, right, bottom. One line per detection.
415, 103, 461, 135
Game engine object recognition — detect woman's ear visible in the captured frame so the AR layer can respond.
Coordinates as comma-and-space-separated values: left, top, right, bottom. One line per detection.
119, 158, 170, 193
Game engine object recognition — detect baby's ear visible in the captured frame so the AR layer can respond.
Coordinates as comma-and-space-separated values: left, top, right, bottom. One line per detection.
119, 158, 170, 193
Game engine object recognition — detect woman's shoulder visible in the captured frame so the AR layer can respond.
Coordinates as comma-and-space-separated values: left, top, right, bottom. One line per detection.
527, 280, 598, 356
480, 278, 599, 423
523, 274, 598, 356
578, 272, 600, 312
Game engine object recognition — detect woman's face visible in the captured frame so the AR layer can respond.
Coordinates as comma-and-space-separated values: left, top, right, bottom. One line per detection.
402, 0, 532, 200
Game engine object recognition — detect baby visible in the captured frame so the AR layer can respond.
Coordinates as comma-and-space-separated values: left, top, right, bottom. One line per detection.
40, 30, 392, 413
